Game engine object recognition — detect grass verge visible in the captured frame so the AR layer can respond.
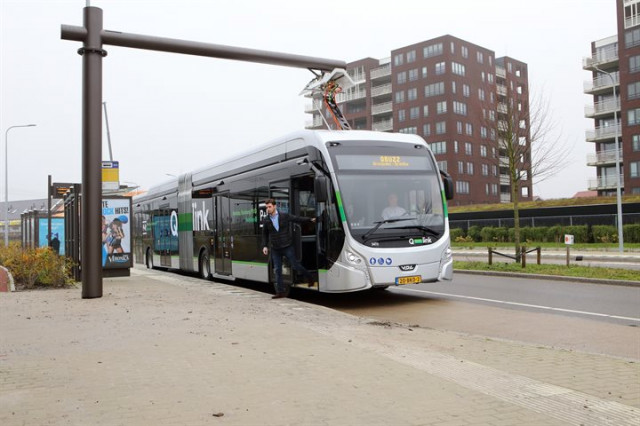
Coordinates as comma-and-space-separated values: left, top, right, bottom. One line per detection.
454, 261, 640, 282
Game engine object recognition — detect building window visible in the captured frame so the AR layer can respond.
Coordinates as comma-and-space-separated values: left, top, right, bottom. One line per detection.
480, 126, 488, 139
456, 181, 470, 194
437, 160, 447, 172
424, 82, 445, 97
422, 66, 428, 78
423, 105, 429, 117
491, 183, 498, 195
454, 140, 459, 153
435, 121, 446, 134
398, 109, 406, 122
625, 1, 640, 29
395, 91, 405, 104
629, 161, 638, 177
465, 142, 472, 155
409, 68, 419, 82
423, 43, 443, 58
476, 51, 484, 64
430, 141, 446, 154
480, 145, 487, 157
410, 107, 420, 120
435, 62, 446, 75
463, 84, 470, 98
394, 54, 404, 66
452, 81, 457, 94
461, 46, 468, 58
423, 123, 431, 136
436, 101, 448, 114
397, 72, 407, 84
478, 88, 485, 101
633, 134, 640, 151
456, 121, 463, 134
630, 55, 640, 73
522, 186, 529, 197
457, 161, 464, 173
465, 123, 473, 136
399, 126, 417, 134
626, 27, 640, 47
466, 162, 474, 175
629, 108, 640, 125
453, 101, 467, 116
407, 88, 417, 101
407, 50, 416, 63
629, 82, 640, 100
451, 62, 466, 76
482, 164, 489, 176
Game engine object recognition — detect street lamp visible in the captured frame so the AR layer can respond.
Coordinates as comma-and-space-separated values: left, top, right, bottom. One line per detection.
593, 66, 624, 253
4, 124, 37, 246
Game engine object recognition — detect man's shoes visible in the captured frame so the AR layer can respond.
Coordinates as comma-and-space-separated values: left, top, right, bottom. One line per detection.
272, 293, 287, 299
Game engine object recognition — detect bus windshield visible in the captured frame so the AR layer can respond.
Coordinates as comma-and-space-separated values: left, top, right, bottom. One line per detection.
330, 145, 445, 243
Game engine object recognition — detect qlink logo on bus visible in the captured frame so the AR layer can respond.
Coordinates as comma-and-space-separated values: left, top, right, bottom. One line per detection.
192, 201, 210, 232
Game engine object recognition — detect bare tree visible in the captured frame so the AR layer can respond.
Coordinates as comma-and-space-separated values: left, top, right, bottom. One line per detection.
490, 81, 570, 260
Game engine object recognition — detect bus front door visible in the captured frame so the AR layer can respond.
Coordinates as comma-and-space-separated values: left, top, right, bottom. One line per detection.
214, 194, 232, 276
292, 176, 318, 288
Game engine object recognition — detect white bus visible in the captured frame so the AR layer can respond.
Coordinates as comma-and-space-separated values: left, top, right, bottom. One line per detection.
133, 129, 454, 293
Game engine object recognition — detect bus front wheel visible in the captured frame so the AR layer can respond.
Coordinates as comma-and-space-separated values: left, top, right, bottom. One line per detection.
199, 251, 211, 280
146, 249, 153, 269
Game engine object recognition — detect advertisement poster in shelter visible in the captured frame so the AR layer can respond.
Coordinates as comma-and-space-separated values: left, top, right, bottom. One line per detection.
102, 197, 132, 269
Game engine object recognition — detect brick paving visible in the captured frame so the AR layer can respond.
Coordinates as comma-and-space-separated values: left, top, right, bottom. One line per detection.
0, 267, 638, 425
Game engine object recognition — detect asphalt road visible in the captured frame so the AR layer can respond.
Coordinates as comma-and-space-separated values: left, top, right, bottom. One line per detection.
298, 273, 640, 360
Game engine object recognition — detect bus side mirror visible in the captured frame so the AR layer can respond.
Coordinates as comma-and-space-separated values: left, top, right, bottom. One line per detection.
440, 170, 454, 200
314, 176, 328, 203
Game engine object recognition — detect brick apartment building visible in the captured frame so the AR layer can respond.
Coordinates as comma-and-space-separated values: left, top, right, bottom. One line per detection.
584, 0, 640, 196
305, 34, 532, 206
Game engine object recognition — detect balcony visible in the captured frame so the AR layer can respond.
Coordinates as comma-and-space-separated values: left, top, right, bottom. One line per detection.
372, 118, 393, 132
583, 72, 620, 94
371, 83, 392, 98
585, 125, 621, 142
588, 175, 625, 191
584, 98, 620, 118
586, 149, 623, 166
495, 66, 506, 79
500, 193, 511, 203
370, 64, 391, 80
496, 84, 507, 96
336, 89, 367, 103
304, 100, 323, 113
305, 116, 325, 129
582, 46, 619, 69
499, 174, 510, 185
372, 101, 393, 116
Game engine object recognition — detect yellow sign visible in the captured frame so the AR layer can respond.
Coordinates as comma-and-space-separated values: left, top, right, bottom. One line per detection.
102, 161, 120, 191
372, 156, 410, 167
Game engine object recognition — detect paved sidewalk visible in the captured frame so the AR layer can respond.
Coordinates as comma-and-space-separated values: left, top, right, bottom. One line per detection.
1, 267, 638, 425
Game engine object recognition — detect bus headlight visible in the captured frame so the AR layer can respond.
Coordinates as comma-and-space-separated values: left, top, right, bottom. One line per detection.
441, 246, 453, 264
345, 250, 363, 265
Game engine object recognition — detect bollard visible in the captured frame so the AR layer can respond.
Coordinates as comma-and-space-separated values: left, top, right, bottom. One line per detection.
521, 246, 526, 268
488, 247, 493, 265
536, 246, 541, 265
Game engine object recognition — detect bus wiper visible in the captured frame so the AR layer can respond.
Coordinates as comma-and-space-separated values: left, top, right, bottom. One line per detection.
395, 225, 441, 237
361, 217, 416, 242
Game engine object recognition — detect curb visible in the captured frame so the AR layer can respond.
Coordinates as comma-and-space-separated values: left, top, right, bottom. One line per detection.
454, 269, 640, 287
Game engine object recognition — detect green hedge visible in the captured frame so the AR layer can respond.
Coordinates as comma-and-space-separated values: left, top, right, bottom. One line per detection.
450, 224, 640, 243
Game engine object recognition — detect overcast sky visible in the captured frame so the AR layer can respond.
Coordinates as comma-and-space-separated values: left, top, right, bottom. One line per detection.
1, 0, 616, 201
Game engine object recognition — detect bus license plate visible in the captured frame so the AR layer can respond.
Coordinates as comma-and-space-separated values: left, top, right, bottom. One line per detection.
395, 275, 421, 285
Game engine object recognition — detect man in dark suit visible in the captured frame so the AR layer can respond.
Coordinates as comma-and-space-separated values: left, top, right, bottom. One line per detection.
262, 198, 317, 299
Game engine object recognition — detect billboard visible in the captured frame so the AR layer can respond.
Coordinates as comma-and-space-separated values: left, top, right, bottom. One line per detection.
38, 218, 65, 255
102, 197, 132, 269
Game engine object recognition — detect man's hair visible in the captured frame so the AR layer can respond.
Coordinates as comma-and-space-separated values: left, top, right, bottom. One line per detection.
264, 198, 276, 206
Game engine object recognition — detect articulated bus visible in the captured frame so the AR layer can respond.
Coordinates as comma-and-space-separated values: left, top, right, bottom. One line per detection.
133, 130, 454, 293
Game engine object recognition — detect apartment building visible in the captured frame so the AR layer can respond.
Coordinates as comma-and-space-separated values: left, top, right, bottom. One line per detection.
584, 0, 640, 196
305, 35, 532, 206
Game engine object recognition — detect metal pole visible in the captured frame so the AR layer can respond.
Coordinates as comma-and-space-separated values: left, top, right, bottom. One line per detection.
594, 66, 624, 253
47, 175, 52, 248
80, 6, 104, 298
4, 124, 36, 246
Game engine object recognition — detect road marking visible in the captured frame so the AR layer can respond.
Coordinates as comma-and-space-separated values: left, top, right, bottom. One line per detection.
393, 287, 640, 323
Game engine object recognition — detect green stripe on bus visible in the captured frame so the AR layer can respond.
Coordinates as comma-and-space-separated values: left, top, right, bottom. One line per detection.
178, 213, 192, 232
232, 260, 268, 266
441, 190, 448, 217
335, 191, 347, 222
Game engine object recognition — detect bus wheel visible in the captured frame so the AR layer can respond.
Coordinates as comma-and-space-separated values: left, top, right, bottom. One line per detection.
199, 251, 211, 280
146, 249, 153, 269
